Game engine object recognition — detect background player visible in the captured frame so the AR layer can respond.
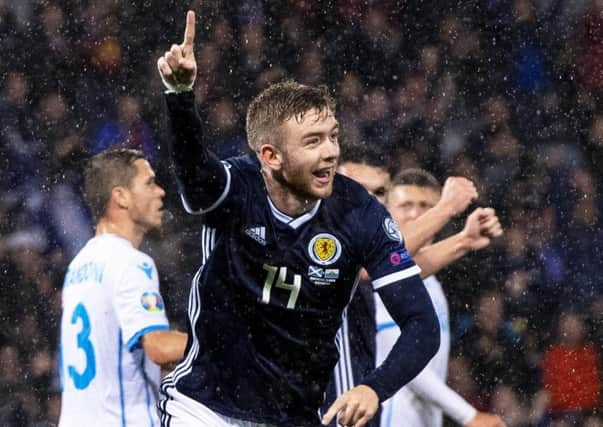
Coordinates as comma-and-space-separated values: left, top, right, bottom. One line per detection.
156, 11, 439, 427
58, 148, 187, 426
328, 145, 477, 421
330, 146, 503, 426
326, 146, 392, 427
378, 168, 505, 427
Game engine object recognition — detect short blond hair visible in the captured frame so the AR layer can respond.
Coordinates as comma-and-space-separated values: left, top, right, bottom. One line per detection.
245, 80, 336, 152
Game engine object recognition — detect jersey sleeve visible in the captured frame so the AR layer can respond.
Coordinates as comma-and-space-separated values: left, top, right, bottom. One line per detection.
357, 198, 440, 401
113, 255, 169, 352
358, 198, 421, 288
165, 91, 231, 214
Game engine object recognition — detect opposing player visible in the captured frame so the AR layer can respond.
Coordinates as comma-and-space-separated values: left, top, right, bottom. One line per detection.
325, 146, 392, 427
378, 169, 505, 427
329, 147, 504, 426
58, 149, 187, 427
156, 11, 439, 427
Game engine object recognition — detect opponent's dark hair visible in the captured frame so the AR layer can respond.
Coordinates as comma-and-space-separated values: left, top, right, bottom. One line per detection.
339, 142, 387, 170
84, 148, 145, 222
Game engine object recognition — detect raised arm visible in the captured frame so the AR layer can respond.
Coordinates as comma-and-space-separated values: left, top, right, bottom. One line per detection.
401, 177, 477, 255
157, 11, 229, 213
413, 207, 503, 278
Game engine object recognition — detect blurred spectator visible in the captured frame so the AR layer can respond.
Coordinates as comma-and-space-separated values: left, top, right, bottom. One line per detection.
466, 96, 514, 163
296, 45, 325, 86
589, 295, 603, 362
26, 2, 79, 97
238, 23, 269, 92
577, 0, 603, 93
542, 311, 601, 422
0, 345, 30, 425
489, 385, 528, 427
456, 290, 533, 402
0, 72, 46, 215
90, 94, 157, 164
563, 169, 603, 304
509, 0, 549, 94
582, 113, 603, 182
0, 0, 20, 75
336, 72, 364, 146
447, 355, 487, 411
360, 86, 394, 146
204, 95, 247, 159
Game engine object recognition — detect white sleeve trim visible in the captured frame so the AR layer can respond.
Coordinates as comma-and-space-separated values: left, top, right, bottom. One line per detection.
180, 161, 232, 215
372, 265, 422, 290
407, 366, 477, 425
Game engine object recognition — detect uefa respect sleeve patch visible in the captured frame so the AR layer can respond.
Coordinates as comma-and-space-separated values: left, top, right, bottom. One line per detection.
140, 291, 165, 312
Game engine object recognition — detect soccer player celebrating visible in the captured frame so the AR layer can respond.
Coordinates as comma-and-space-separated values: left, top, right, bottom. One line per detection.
58, 149, 187, 426
326, 146, 505, 427
156, 11, 439, 427
378, 169, 505, 427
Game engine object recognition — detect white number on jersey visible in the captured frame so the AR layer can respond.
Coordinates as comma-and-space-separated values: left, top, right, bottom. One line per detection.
262, 264, 302, 309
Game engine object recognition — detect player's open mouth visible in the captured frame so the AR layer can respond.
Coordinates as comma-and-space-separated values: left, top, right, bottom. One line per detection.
312, 168, 333, 185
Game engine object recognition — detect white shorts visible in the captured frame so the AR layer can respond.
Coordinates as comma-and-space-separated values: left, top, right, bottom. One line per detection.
158, 383, 276, 427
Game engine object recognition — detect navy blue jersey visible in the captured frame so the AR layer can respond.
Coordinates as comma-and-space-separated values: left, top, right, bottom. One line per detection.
322, 281, 380, 427
164, 155, 420, 426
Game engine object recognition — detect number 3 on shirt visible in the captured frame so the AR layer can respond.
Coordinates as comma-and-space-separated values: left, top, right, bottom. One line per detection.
262, 264, 301, 309
67, 303, 96, 389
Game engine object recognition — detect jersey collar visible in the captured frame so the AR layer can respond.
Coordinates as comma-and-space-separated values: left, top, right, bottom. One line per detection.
266, 196, 322, 229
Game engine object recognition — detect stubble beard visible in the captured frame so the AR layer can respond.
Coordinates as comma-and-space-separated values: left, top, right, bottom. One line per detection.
272, 167, 332, 204
136, 208, 163, 233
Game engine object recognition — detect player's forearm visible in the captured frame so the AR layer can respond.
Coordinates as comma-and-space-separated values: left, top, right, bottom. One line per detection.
164, 91, 228, 211
360, 276, 440, 401
401, 206, 455, 256
142, 330, 188, 365
407, 367, 477, 425
413, 232, 470, 278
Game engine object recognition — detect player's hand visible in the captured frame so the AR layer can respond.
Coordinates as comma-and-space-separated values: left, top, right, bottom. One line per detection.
157, 10, 197, 91
466, 411, 507, 427
436, 177, 478, 218
462, 207, 503, 251
322, 385, 378, 427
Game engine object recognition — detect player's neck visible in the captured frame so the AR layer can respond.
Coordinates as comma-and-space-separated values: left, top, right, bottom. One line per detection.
95, 218, 144, 248
263, 173, 318, 217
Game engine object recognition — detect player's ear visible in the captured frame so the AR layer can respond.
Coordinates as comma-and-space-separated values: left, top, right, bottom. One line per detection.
112, 186, 130, 209
259, 144, 283, 171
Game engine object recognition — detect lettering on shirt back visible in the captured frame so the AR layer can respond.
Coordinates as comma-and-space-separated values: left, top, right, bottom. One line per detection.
64, 262, 106, 287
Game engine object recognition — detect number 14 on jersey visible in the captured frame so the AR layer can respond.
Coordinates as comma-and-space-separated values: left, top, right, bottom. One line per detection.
262, 264, 301, 309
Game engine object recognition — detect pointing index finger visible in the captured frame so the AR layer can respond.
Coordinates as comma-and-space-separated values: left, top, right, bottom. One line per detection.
183, 10, 195, 47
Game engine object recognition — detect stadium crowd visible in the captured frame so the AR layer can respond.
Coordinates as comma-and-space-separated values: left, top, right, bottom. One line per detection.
0, 0, 601, 425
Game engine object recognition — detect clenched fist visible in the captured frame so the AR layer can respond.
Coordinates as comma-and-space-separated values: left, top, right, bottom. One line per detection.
461, 207, 503, 251
436, 177, 478, 218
